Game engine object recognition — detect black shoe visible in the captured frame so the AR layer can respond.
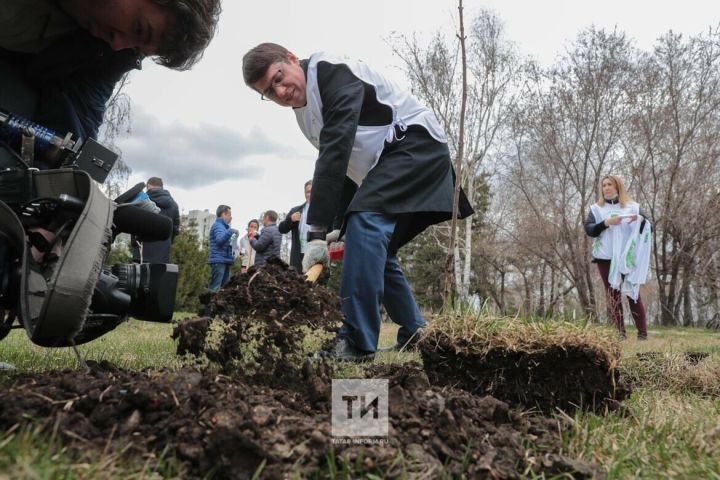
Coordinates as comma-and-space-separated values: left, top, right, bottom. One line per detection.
314, 336, 375, 362
378, 327, 425, 353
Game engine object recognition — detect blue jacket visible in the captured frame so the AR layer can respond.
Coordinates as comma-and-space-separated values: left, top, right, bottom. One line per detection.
250, 223, 282, 267
208, 218, 236, 265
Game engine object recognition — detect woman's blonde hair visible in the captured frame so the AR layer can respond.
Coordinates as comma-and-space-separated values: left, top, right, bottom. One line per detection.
597, 175, 632, 207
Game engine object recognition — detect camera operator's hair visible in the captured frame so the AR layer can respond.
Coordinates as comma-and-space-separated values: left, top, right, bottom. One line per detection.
216, 205, 231, 217
146, 177, 164, 188
242, 43, 291, 86
152, 0, 222, 70
264, 210, 278, 222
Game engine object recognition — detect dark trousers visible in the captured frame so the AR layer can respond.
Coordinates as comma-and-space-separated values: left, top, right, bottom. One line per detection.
596, 260, 648, 338
339, 212, 426, 352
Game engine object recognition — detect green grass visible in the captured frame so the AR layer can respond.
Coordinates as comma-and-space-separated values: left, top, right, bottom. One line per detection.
2, 319, 719, 479
0, 424, 187, 479
562, 325, 720, 479
564, 391, 720, 479
0, 317, 183, 373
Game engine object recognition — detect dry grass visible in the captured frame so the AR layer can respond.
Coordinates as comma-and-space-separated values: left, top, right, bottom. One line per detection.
620, 353, 720, 397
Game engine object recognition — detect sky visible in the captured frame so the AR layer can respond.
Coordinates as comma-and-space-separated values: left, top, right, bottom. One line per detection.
115, 0, 720, 226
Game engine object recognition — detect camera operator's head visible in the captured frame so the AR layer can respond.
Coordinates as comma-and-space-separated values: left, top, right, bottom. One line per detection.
58, 0, 221, 70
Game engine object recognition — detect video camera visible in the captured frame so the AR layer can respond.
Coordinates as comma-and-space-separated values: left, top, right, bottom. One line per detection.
0, 108, 178, 347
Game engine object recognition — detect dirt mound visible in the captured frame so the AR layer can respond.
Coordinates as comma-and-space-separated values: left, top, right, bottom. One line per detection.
420, 337, 629, 413
0, 361, 600, 479
173, 257, 341, 383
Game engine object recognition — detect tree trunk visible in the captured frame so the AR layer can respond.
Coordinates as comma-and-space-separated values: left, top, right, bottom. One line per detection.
460, 178, 475, 299
443, 0, 467, 302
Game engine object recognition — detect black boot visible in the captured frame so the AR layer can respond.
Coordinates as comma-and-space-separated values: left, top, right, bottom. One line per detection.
315, 336, 375, 362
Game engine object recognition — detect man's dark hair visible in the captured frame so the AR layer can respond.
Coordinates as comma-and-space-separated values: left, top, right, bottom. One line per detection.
242, 43, 291, 86
248, 219, 260, 228
146, 177, 164, 188
216, 205, 231, 217
152, 0, 222, 70
264, 210, 278, 222
304, 179, 312, 189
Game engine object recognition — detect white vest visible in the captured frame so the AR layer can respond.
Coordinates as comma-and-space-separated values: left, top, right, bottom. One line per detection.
294, 52, 447, 186
590, 201, 639, 260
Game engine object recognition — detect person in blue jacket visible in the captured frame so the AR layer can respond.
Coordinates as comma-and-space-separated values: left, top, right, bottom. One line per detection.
208, 205, 238, 293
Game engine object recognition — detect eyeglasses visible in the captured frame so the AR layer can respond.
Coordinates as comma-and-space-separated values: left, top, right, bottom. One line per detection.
260, 68, 283, 101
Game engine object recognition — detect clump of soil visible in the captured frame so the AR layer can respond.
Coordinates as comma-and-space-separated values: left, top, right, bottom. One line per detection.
172, 257, 341, 383
173, 317, 210, 356
0, 361, 600, 479
419, 323, 630, 413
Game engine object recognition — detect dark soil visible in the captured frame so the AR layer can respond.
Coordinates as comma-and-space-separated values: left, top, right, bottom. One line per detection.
0, 361, 600, 479
0, 258, 612, 477
173, 257, 341, 384
420, 340, 630, 413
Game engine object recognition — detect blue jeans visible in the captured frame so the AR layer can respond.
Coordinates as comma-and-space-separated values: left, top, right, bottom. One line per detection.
339, 212, 426, 352
208, 263, 231, 293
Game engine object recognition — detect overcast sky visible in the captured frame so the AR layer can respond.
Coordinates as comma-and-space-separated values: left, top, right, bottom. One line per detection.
115, 0, 720, 227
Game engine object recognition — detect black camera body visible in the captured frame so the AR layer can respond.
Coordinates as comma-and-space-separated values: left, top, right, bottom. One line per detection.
0, 108, 178, 347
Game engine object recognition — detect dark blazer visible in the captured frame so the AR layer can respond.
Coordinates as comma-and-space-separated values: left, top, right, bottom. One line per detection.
278, 203, 306, 271
298, 59, 473, 253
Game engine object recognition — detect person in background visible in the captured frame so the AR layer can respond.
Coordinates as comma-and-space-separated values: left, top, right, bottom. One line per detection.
136, 176, 180, 263
207, 205, 238, 293
239, 219, 260, 273
584, 175, 651, 340
250, 210, 282, 267
279, 180, 312, 271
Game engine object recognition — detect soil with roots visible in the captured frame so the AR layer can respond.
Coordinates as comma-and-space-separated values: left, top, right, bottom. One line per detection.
419, 340, 630, 413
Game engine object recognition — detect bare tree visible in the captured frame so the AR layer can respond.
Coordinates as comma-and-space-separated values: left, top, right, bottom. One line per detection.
628, 29, 720, 325
392, 7, 522, 301
98, 74, 133, 199
501, 27, 636, 317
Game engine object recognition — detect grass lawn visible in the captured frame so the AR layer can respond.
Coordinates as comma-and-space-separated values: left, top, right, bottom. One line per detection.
1, 318, 719, 479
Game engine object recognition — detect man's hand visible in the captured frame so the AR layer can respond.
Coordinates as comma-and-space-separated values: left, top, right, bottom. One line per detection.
302, 239, 329, 273
291, 211, 302, 222
325, 229, 342, 243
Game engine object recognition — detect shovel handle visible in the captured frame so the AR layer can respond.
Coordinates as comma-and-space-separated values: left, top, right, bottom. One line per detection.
305, 263, 324, 283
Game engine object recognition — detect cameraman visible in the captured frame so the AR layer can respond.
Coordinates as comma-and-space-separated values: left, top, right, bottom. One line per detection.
0, 0, 222, 168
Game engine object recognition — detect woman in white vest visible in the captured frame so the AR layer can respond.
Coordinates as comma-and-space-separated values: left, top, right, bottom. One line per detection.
584, 175, 650, 340
242, 43, 474, 361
